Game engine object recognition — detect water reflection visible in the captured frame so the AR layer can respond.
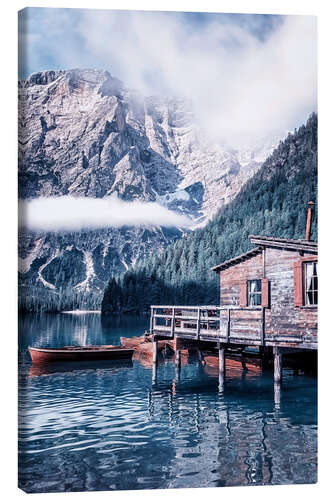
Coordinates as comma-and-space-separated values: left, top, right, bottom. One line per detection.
146, 369, 316, 488
28, 359, 133, 378
19, 313, 149, 363
274, 381, 281, 410
18, 314, 317, 493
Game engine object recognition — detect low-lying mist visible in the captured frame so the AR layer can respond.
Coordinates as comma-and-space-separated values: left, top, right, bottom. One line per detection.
18, 195, 191, 232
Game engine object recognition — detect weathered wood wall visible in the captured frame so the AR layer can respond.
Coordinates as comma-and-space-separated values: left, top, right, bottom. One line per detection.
219, 253, 263, 307
219, 246, 317, 342
264, 247, 317, 341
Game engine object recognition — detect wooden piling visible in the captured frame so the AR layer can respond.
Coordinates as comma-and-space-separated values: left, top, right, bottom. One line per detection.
274, 380, 281, 409
218, 371, 224, 394
197, 348, 204, 362
273, 346, 282, 383
218, 344, 225, 393
175, 349, 181, 367
153, 338, 158, 364
241, 348, 248, 371
152, 363, 157, 384
218, 344, 225, 375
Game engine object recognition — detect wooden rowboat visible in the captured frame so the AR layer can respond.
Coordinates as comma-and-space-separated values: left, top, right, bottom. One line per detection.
120, 335, 147, 349
29, 345, 134, 364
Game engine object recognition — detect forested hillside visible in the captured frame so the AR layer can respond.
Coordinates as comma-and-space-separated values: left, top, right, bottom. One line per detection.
102, 113, 317, 315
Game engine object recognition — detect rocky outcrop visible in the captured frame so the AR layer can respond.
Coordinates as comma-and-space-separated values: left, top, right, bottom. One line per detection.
18, 69, 278, 309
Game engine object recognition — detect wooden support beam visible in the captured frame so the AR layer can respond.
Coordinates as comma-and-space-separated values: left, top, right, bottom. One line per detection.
241, 348, 247, 371
175, 363, 181, 382
273, 346, 282, 383
218, 371, 225, 394
152, 363, 157, 385
274, 380, 281, 409
153, 338, 158, 365
218, 343, 225, 375
197, 348, 204, 362
175, 349, 181, 367
218, 343, 225, 393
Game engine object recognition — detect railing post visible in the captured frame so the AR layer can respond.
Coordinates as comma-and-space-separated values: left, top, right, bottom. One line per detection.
171, 307, 175, 337
153, 308, 156, 332
219, 308, 222, 334
196, 308, 201, 339
227, 308, 231, 343
261, 307, 265, 346
150, 307, 154, 335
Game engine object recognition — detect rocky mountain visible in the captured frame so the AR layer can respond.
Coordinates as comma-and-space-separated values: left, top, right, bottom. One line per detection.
18, 68, 278, 311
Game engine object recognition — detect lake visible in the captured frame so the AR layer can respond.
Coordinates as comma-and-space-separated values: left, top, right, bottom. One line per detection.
18, 313, 317, 492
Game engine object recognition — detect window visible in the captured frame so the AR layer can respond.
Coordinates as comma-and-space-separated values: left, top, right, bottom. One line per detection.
304, 261, 318, 306
240, 279, 269, 307
247, 279, 262, 306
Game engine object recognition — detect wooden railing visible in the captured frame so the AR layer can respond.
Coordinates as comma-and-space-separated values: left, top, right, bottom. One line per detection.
150, 305, 264, 344
150, 305, 317, 349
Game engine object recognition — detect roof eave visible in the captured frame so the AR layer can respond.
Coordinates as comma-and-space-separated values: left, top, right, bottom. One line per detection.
249, 235, 318, 253
211, 247, 262, 273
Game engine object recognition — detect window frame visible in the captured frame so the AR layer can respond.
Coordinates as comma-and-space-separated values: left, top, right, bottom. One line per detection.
247, 279, 262, 307
303, 260, 318, 307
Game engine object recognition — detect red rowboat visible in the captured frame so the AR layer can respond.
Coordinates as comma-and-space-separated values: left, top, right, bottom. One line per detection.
29, 345, 134, 364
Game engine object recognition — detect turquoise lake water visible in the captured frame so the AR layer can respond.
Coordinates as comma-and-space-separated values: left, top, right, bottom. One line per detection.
18, 313, 317, 492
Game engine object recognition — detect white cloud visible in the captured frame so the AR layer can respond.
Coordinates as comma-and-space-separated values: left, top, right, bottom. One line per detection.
76, 11, 317, 148
21, 9, 317, 149
18, 195, 191, 232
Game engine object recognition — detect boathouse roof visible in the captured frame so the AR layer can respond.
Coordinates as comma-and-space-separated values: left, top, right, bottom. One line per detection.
211, 246, 262, 272
249, 235, 318, 253
212, 235, 318, 272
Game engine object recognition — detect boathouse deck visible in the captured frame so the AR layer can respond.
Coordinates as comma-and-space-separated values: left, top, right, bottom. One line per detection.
150, 305, 317, 350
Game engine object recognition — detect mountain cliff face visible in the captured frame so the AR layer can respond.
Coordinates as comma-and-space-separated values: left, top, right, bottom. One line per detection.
18, 69, 277, 310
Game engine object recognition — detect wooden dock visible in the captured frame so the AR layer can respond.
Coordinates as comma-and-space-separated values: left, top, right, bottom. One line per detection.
150, 304, 317, 389
150, 218, 318, 391
150, 305, 317, 349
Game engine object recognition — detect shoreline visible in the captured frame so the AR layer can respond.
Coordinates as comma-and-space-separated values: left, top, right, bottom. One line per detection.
61, 310, 101, 315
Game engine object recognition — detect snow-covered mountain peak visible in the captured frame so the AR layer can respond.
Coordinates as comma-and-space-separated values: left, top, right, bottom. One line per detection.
18, 68, 281, 306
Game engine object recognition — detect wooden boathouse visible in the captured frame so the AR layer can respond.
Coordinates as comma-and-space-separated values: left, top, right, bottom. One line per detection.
150, 202, 317, 387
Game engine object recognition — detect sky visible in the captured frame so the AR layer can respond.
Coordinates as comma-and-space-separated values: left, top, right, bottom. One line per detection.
18, 8, 317, 231
18, 8, 317, 149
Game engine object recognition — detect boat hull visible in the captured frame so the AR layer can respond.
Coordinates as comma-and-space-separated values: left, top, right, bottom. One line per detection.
29, 346, 134, 364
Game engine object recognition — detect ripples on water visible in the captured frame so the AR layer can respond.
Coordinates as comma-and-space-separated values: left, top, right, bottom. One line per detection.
18, 313, 317, 493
